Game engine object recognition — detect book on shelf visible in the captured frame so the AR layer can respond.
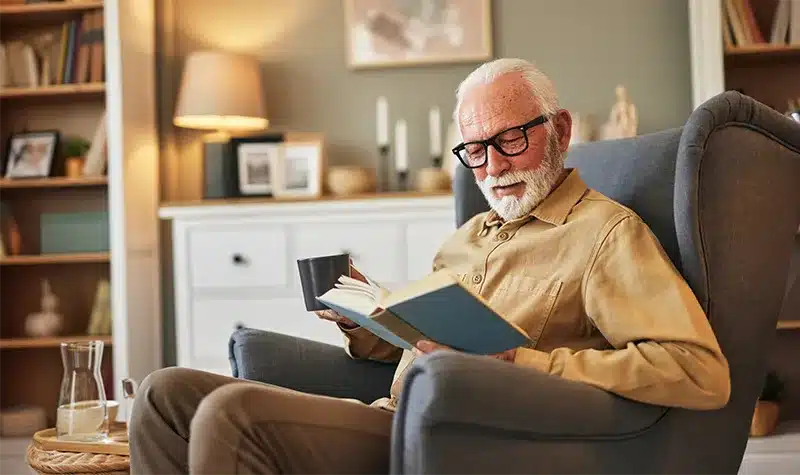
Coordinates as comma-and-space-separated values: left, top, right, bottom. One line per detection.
316, 267, 531, 354
733, 0, 800, 47
0, 9, 105, 89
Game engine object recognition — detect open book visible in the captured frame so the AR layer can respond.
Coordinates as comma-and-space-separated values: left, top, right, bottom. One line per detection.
317, 269, 531, 354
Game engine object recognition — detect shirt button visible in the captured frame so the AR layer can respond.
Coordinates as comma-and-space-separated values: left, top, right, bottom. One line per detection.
472, 274, 483, 284
497, 231, 509, 241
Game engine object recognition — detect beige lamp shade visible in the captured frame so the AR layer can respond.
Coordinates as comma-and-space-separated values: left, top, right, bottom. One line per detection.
173, 51, 268, 132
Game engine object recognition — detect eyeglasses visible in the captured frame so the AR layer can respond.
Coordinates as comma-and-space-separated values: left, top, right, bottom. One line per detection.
451, 115, 550, 169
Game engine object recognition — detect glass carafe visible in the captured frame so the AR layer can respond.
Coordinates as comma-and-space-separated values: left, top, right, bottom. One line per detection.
57, 340, 109, 441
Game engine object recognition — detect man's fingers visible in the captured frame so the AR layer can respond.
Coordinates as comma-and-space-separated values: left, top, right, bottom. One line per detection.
315, 309, 338, 321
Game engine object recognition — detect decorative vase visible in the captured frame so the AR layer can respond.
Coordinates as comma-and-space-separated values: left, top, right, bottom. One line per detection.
65, 157, 85, 178
750, 400, 780, 437
327, 166, 376, 196
414, 167, 451, 192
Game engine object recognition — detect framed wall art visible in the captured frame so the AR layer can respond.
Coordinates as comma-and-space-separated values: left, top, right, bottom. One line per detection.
344, 0, 493, 69
4, 130, 60, 179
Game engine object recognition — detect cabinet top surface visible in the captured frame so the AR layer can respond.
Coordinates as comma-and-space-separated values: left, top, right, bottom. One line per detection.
159, 191, 456, 219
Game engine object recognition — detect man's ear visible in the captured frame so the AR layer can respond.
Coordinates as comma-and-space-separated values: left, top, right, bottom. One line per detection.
555, 109, 573, 153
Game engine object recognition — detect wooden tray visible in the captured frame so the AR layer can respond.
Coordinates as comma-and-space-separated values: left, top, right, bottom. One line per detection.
32, 422, 129, 456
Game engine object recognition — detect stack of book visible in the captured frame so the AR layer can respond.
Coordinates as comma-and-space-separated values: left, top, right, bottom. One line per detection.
722, 0, 799, 48
0, 9, 105, 88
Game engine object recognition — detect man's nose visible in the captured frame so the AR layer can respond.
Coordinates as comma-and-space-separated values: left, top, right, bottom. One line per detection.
485, 146, 510, 177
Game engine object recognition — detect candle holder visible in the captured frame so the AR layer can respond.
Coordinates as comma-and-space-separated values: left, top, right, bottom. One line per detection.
397, 170, 409, 192
377, 144, 390, 192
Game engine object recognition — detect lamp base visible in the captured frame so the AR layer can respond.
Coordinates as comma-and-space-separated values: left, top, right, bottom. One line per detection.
202, 140, 236, 199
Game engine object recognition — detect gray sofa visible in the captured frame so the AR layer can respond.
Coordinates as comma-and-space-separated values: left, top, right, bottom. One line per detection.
228, 91, 800, 473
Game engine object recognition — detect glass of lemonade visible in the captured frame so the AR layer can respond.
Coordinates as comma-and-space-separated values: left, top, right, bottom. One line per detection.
56, 340, 109, 442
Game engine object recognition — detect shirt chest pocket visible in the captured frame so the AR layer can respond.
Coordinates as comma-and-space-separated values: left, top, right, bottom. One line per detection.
491, 277, 563, 349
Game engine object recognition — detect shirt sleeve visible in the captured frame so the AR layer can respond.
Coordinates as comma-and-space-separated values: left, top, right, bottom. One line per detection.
514, 214, 731, 410
338, 323, 404, 363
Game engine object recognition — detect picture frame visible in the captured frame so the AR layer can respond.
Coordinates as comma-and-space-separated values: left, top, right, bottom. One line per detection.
3, 130, 60, 179
231, 135, 283, 197
274, 138, 324, 198
344, 0, 493, 69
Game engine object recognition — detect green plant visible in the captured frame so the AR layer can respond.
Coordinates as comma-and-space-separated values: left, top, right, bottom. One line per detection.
63, 137, 91, 158
759, 371, 784, 402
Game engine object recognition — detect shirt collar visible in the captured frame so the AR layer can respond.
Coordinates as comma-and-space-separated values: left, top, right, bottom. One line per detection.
482, 168, 588, 228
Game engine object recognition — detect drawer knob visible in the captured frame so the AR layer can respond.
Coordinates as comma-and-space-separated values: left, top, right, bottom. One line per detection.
231, 253, 247, 265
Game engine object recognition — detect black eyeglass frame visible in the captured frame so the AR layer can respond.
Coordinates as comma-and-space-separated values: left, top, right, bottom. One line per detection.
451, 114, 551, 169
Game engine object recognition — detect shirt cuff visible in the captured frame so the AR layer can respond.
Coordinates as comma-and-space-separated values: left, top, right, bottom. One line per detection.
514, 347, 551, 373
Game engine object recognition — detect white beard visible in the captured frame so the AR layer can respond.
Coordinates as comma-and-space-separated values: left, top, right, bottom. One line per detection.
476, 134, 564, 222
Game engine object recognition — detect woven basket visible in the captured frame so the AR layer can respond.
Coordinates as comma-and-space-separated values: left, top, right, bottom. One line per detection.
26, 443, 129, 475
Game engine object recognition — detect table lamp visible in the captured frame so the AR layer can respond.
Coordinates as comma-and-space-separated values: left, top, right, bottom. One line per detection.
173, 50, 268, 198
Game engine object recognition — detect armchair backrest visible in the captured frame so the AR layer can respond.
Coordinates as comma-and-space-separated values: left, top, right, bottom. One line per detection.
452, 91, 800, 472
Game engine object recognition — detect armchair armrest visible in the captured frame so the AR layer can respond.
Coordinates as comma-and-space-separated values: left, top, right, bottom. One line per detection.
228, 328, 397, 404
391, 351, 669, 474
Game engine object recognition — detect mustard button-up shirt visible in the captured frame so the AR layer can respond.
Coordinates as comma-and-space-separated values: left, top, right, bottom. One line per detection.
342, 169, 731, 412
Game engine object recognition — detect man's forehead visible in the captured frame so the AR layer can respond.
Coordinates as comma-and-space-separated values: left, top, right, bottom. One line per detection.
459, 83, 540, 138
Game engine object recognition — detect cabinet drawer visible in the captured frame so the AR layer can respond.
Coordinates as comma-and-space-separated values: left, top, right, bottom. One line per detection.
188, 297, 345, 369
290, 222, 405, 286
188, 224, 288, 289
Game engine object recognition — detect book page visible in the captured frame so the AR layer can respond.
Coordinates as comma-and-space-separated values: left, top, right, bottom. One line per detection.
382, 269, 457, 307
335, 276, 381, 302
350, 263, 390, 295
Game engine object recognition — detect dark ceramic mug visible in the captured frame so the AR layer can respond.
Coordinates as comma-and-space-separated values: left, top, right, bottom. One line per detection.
297, 253, 351, 311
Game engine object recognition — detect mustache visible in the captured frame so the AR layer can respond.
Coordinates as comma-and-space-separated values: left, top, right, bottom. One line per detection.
478, 172, 526, 188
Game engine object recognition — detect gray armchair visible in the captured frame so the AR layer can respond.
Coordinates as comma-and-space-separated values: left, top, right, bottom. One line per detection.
229, 91, 800, 474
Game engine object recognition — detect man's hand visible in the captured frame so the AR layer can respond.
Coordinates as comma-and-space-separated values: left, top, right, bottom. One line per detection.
315, 309, 358, 329
313, 259, 367, 330
414, 340, 517, 362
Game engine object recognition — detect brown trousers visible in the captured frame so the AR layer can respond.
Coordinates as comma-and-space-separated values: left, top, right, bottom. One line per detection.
129, 367, 393, 474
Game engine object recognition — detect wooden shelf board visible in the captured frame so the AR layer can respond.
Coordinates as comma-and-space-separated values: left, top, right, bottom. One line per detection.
725, 44, 800, 58
0, 176, 107, 189
0, 1, 103, 27
777, 320, 800, 330
0, 335, 111, 350
0, 83, 105, 99
0, 252, 110, 266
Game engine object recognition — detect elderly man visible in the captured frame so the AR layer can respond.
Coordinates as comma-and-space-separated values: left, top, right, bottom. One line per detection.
130, 58, 731, 475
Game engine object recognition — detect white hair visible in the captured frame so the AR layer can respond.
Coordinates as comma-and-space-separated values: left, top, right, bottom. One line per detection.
453, 58, 560, 123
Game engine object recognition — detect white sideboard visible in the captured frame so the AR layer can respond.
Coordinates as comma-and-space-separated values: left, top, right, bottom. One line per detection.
159, 194, 456, 375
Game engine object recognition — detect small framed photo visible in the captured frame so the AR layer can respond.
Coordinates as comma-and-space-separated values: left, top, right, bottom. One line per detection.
275, 140, 324, 198
4, 130, 60, 179
232, 137, 283, 196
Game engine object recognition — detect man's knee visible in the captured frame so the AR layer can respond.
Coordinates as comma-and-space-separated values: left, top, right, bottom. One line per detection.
130, 367, 207, 435
190, 382, 261, 436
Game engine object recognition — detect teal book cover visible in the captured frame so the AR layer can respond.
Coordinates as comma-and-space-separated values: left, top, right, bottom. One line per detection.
317, 270, 530, 354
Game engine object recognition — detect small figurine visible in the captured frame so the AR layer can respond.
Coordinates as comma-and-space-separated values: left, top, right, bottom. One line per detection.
25, 279, 63, 337
600, 85, 638, 140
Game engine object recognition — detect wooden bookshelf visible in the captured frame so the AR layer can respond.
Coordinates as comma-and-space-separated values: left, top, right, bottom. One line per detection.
0, 335, 111, 350
0, 253, 110, 266
0, 176, 107, 189
0, 83, 105, 99
0, 0, 103, 27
